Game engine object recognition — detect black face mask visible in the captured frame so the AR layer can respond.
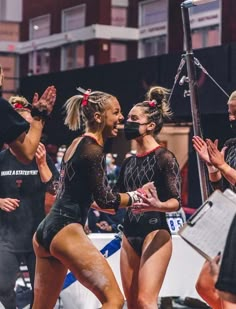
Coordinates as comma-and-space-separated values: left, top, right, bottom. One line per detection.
124, 121, 149, 140
230, 120, 236, 135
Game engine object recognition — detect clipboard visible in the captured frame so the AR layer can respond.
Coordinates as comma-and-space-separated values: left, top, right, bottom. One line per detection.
178, 189, 236, 260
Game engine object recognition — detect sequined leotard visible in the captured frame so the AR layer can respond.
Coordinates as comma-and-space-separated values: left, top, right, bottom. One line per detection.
36, 136, 120, 251
117, 146, 181, 256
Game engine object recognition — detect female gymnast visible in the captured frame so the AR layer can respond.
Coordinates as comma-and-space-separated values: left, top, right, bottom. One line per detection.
118, 86, 182, 309
32, 88, 158, 309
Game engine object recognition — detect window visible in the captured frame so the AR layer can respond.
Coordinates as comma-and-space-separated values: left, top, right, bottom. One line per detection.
0, 55, 16, 97
110, 43, 127, 62
62, 44, 85, 70
29, 50, 50, 75
142, 35, 166, 57
62, 5, 86, 31
29, 15, 50, 40
192, 26, 219, 49
139, 0, 168, 57
139, 0, 168, 27
189, 0, 220, 14
111, 7, 127, 27
0, 0, 6, 20
189, 0, 221, 47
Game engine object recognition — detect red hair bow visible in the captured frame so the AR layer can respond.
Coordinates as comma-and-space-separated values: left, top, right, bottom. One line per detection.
148, 100, 156, 108
14, 102, 24, 109
81, 89, 91, 106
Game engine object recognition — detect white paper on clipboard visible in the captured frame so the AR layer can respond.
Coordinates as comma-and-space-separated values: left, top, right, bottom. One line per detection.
178, 189, 236, 260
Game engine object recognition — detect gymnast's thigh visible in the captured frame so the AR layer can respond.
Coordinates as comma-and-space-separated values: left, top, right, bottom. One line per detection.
49, 223, 122, 300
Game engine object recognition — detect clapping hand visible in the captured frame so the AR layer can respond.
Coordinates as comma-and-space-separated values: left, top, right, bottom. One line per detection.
192, 136, 211, 164
206, 139, 227, 169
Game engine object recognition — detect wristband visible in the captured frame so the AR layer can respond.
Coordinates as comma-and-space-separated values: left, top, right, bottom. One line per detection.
127, 190, 144, 206
207, 164, 219, 174
31, 107, 49, 121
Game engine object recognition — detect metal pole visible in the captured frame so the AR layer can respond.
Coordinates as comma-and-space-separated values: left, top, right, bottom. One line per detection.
181, 4, 209, 202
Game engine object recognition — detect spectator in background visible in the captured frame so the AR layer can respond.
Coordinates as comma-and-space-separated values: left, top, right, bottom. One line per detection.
55, 145, 67, 172
106, 153, 120, 187
87, 208, 125, 234
0, 96, 59, 309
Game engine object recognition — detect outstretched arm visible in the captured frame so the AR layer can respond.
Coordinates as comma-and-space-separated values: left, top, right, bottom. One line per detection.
131, 186, 179, 214
91, 182, 157, 214
9, 86, 56, 163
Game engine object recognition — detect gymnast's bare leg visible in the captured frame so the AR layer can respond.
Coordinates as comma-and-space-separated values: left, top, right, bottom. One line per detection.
32, 223, 124, 309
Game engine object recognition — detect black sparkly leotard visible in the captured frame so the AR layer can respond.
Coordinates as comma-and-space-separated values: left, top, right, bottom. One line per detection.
36, 136, 121, 251
117, 146, 181, 256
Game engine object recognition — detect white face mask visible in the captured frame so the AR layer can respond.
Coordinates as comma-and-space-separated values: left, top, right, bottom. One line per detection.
57, 157, 63, 165
106, 157, 112, 165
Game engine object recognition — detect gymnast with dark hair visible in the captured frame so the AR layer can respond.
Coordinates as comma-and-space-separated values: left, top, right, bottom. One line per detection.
0, 65, 56, 163
115, 86, 182, 309
32, 88, 158, 309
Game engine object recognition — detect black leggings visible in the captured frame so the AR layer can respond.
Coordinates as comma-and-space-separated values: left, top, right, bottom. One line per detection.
0, 250, 35, 309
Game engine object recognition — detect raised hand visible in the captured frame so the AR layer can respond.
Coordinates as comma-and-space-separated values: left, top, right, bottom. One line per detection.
35, 143, 47, 166
192, 136, 211, 164
32, 85, 56, 116
0, 198, 20, 212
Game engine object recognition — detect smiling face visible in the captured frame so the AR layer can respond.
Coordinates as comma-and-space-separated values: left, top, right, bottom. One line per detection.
102, 97, 124, 138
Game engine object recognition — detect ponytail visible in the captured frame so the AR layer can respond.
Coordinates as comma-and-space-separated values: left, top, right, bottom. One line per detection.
64, 95, 83, 131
